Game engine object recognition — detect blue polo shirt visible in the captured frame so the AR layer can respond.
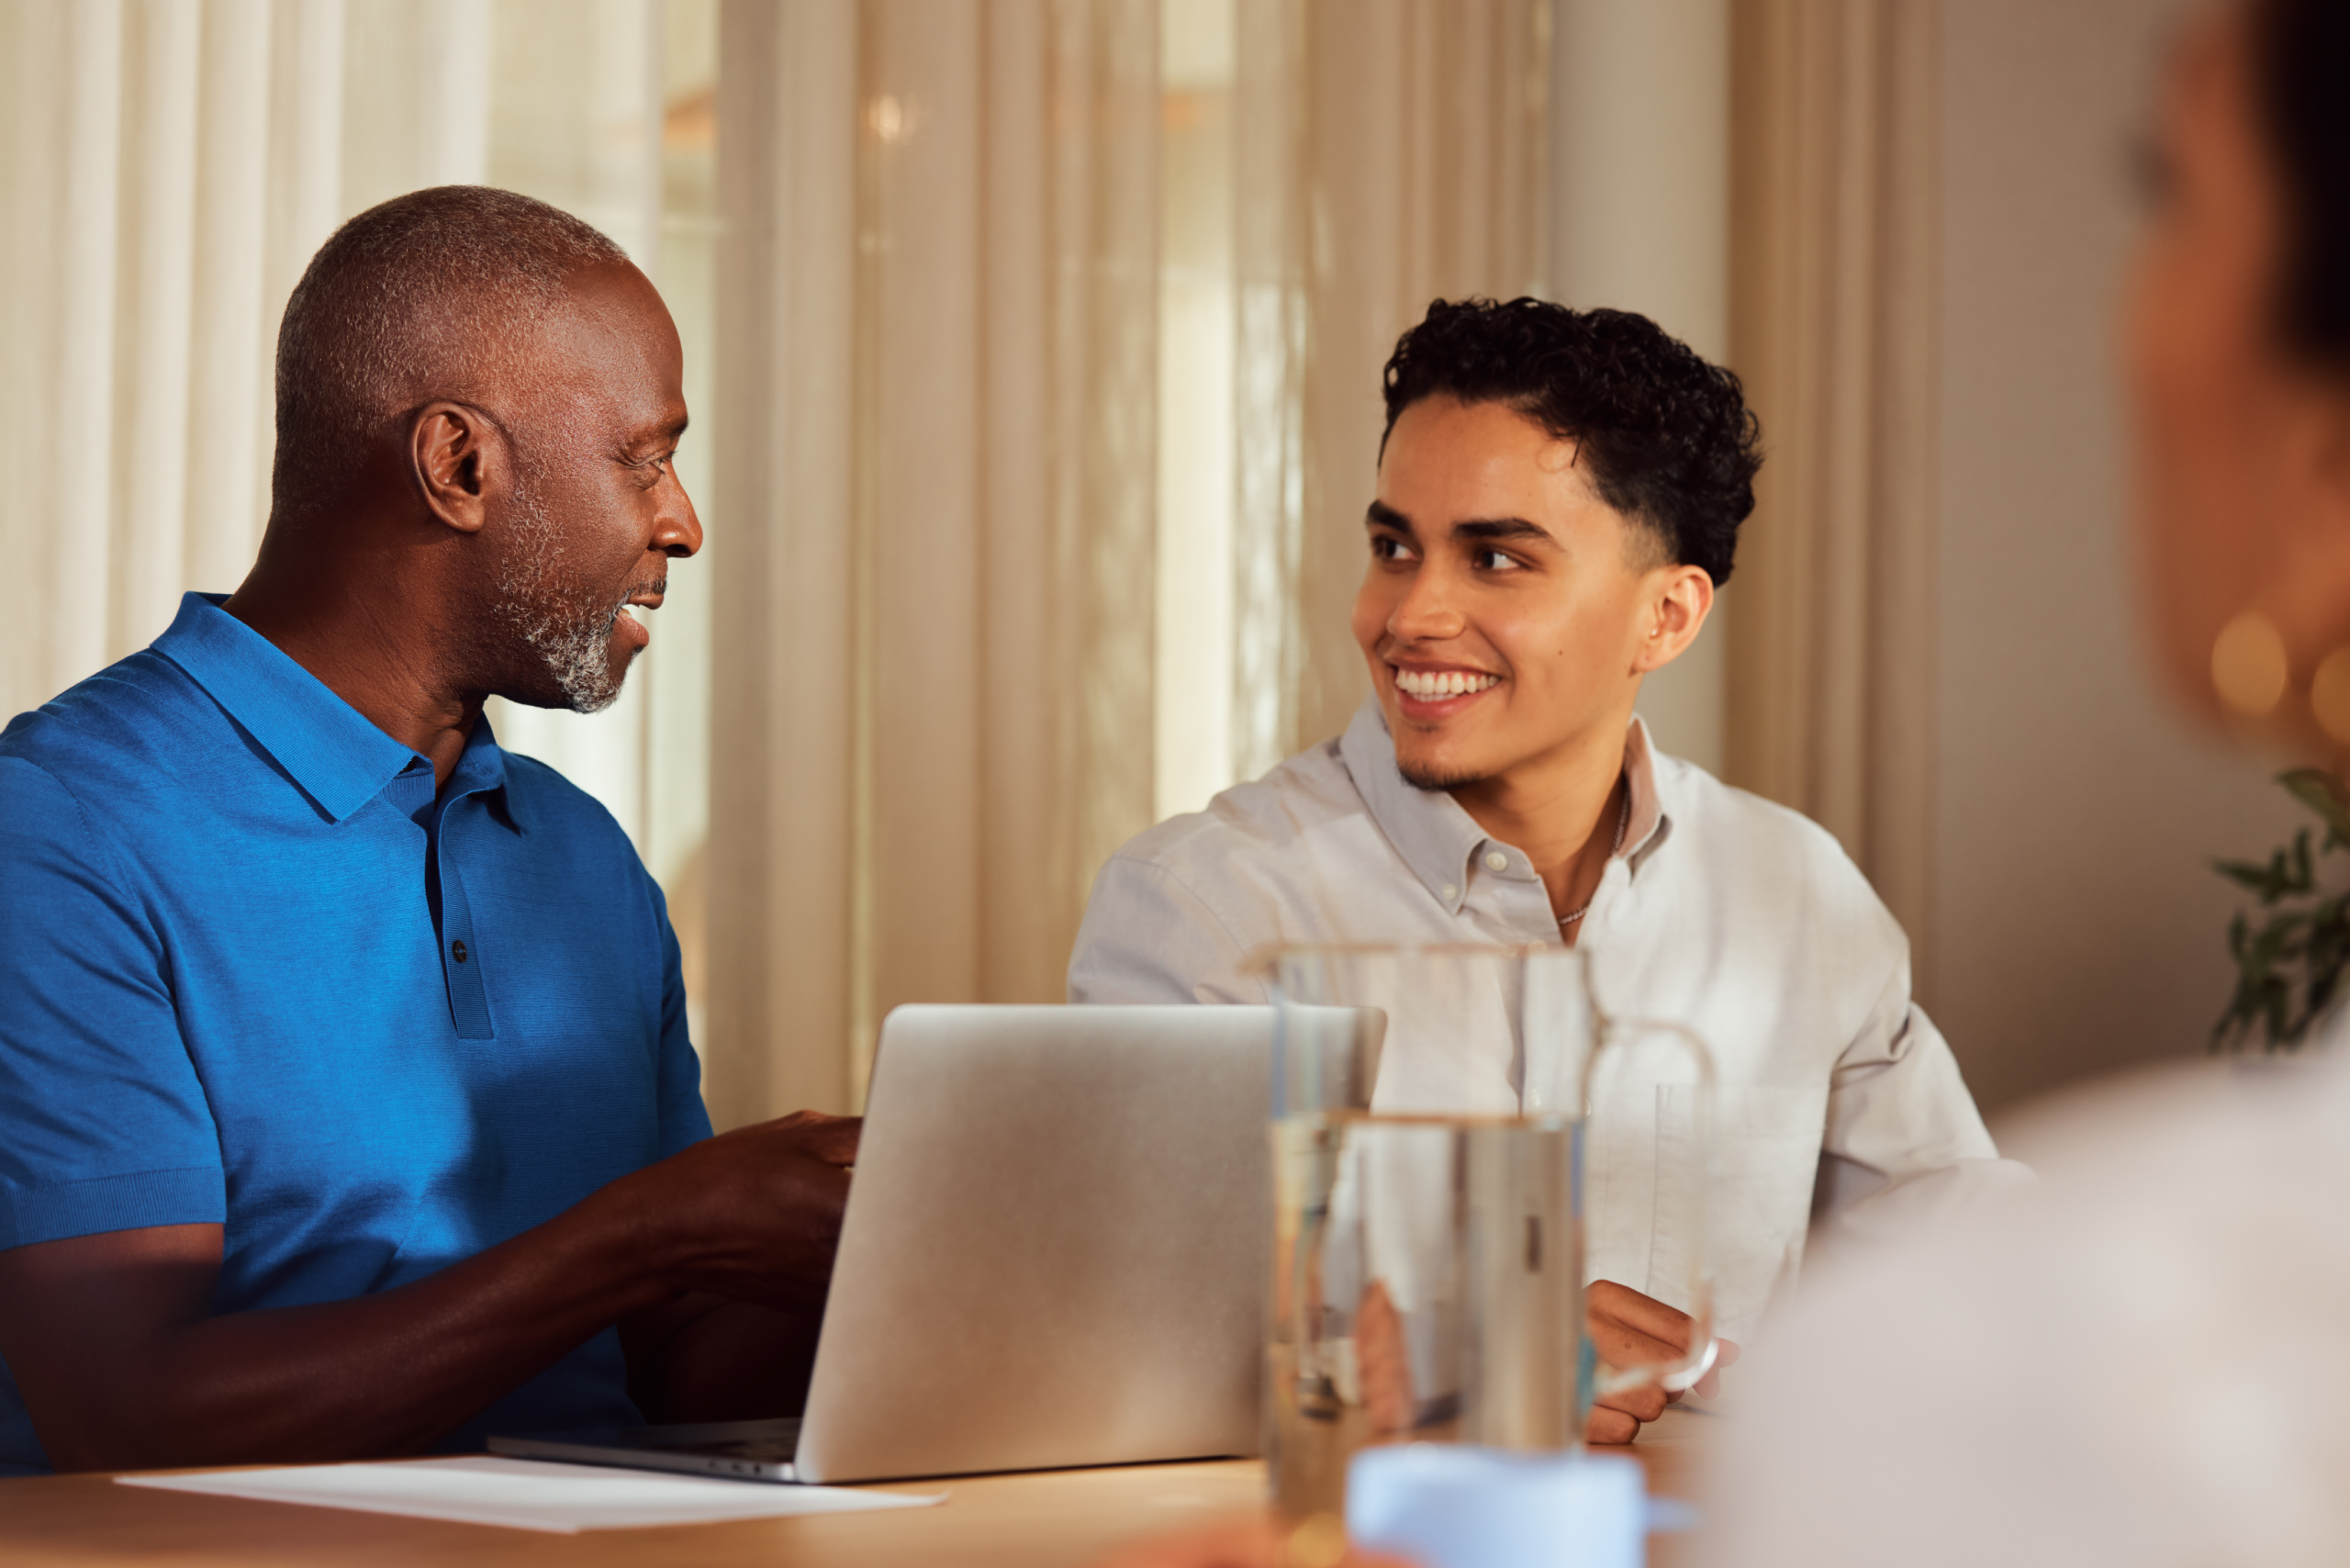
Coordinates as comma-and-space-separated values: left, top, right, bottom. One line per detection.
0, 593, 711, 1475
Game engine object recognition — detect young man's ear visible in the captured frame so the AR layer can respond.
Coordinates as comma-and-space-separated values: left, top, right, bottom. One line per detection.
1635, 566, 1717, 675
409, 402, 504, 535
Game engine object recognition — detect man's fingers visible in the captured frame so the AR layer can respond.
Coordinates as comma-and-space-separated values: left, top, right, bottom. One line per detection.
1586, 1279, 1695, 1345
1590, 1282, 1740, 1394
755, 1111, 864, 1165
1583, 1406, 1641, 1445
1587, 1318, 1683, 1371
1595, 1383, 1667, 1424
800, 1114, 863, 1165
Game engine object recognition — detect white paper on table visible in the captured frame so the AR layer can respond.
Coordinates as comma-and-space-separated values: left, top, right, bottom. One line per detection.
117, 1456, 945, 1533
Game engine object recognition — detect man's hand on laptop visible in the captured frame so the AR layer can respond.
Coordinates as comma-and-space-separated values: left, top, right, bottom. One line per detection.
611, 1111, 863, 1424
609, 1110, 862, 1312
1584, 1279, 1739, 1445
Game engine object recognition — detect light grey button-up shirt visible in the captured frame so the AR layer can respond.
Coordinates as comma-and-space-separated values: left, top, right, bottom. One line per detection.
1069, 698, 2018, 1346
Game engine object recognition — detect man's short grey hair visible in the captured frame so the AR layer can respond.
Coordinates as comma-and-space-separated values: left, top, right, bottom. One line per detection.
271, 185, 627, 522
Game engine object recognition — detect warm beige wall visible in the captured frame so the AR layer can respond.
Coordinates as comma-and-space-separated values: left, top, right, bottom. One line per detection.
1930, 0, 2305, 1118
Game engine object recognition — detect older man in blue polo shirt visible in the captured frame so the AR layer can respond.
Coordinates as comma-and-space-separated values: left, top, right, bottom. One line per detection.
0, 187, 854, 1476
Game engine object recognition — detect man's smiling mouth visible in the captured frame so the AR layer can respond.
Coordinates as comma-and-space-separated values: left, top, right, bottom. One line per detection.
611, 580, 668, 631
1392, 665, 1501, 700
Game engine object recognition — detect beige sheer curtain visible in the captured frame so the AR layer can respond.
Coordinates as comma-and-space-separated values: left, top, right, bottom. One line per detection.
1233, 0, 1550, 770
1725, 0, 1940, 969
2, 0, 358, 721
706, 0, 1159, 1126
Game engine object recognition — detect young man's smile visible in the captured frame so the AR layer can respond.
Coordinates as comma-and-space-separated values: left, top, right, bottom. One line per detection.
1388, 662, 1505, 714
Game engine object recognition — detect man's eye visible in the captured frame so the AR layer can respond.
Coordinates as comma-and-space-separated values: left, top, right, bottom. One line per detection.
1371, 535, 1414, 562
1474, 548, 1522, 571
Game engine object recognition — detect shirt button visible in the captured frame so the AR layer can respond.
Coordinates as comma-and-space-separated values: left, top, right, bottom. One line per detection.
1440, 882, 1460, 902
451, 939, 469, 964
1483, 851, 1508, 871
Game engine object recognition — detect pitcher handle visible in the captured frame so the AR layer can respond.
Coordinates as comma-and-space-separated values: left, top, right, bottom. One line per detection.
1582, 1015, 1716, 1399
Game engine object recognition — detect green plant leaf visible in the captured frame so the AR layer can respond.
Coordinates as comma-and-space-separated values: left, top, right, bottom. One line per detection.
2281, 767, 2350, 851
2212, 772, 2350, 1052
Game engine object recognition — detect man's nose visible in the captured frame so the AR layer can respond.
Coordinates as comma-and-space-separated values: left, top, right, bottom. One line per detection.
657, 476, 703, 558
1390, 564, 1465, 642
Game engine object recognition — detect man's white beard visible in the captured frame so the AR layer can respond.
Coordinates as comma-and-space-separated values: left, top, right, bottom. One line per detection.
495, 477, 629, 714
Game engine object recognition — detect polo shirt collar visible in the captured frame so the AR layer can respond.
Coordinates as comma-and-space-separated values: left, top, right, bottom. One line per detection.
153, 592, 505, 825
1337, 696, 1673, 912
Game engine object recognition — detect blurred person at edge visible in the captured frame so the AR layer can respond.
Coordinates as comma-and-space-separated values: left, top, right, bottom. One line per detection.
1701, 3, 2350, 1564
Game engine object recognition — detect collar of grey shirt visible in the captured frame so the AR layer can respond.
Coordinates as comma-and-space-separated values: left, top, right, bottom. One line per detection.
1334, 696, 1674, 915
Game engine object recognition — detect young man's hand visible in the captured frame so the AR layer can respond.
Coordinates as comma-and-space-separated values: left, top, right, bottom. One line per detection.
1584, 1278, 1739, 1444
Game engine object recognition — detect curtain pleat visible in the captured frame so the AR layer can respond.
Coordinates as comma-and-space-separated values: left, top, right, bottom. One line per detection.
114, 0, 203, 658
185, 0, 274, 601
1726, 0, 1940, 982
1230, 0, 1310, 783
53, 1, 125, 705
706, 0, 863, 1128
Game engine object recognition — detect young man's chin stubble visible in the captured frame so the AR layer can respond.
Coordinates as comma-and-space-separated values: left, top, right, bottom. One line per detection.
1396, 759, 1493, 794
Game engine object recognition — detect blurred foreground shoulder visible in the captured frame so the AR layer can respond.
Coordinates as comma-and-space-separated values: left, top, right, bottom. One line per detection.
1701, 1049, 2350, 1567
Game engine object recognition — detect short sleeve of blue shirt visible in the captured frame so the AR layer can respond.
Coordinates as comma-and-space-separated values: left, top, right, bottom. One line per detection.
0, 595, 714, 1474
0, 756, 226, 1240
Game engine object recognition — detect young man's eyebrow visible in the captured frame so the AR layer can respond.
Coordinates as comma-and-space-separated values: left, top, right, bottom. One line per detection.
1366, 500, 1415, 535
1453, 517, 1554, 544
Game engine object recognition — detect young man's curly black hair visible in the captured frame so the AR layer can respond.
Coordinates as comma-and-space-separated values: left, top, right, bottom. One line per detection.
1379, 297, 1762, 587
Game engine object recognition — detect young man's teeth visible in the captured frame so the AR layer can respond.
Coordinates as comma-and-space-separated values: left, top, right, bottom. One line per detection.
1397, 669, 1497, 698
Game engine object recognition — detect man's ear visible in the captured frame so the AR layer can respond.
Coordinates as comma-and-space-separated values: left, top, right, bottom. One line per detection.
409, 402, 505, 535
1634, 565, 1716, 675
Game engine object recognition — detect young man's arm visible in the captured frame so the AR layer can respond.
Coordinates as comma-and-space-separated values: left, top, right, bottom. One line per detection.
0, 1112, 856, 1473
1068, 856, 1266, 1004
1814, 962, 2034, 1248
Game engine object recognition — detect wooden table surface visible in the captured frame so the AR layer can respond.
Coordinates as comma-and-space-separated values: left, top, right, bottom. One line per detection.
0, 1416, 1707, 1568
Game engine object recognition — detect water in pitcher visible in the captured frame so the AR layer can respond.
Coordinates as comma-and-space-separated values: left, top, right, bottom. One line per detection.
1267, 1108, 1584, 1522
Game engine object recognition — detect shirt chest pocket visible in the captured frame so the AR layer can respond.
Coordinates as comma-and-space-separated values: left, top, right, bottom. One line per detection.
1584, 1081, 1828, 1345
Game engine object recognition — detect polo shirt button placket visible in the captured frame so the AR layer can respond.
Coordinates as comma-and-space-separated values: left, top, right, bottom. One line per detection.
433, 804, 496, 1040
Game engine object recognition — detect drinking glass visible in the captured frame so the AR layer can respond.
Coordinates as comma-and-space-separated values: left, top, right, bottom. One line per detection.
1258, 943, 1715, 1524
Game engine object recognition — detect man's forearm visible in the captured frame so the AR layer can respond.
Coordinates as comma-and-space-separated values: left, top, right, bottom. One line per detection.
6, 1182, 675, 1473
2, 1111, 858, 1473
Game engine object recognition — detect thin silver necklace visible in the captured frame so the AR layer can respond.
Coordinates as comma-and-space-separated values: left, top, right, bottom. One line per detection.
1558, 790, 1630, 930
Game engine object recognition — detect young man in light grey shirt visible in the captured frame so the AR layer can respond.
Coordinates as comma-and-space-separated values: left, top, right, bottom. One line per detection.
1069, 299, 2020, 1433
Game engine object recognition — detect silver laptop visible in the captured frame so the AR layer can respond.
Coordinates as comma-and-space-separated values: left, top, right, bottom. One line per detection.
493, 1003, 1274, 1483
